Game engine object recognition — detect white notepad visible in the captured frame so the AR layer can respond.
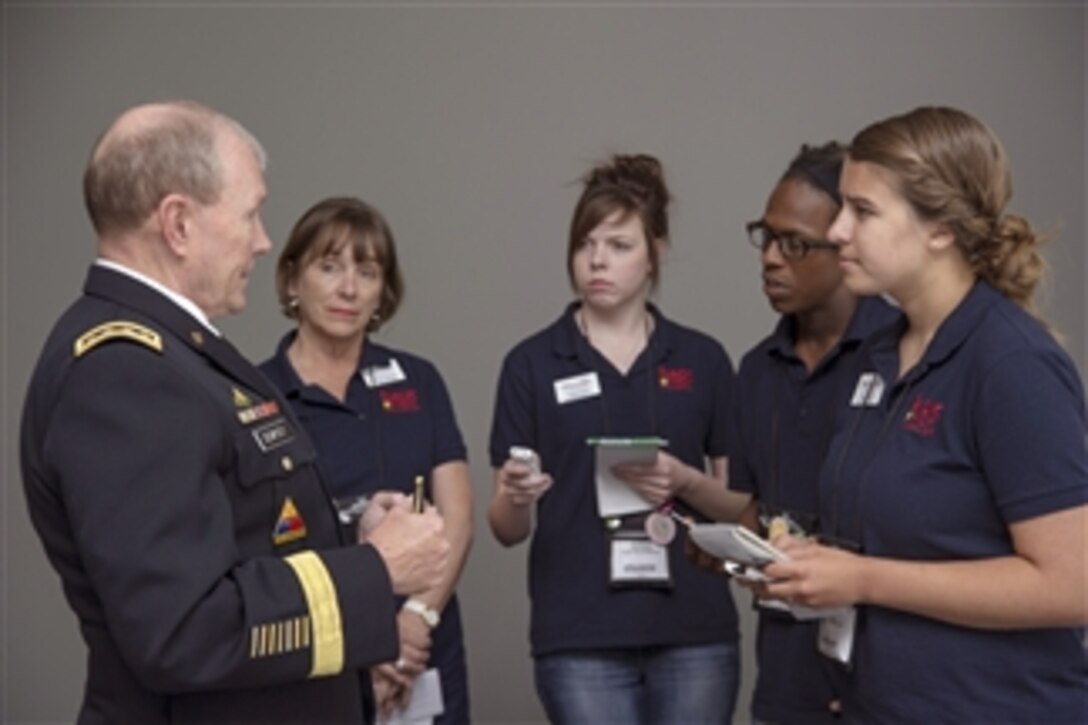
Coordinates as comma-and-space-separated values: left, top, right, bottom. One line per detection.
588, 437, 666, 518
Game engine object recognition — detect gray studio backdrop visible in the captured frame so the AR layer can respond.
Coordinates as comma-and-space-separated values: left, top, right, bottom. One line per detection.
3, 2, 1084, 723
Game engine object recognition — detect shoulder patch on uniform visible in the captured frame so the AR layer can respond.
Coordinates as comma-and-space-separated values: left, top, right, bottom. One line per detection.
73, 321, 163, 358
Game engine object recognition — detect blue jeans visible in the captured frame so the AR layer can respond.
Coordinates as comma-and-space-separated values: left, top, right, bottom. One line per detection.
534, 643, 739, 725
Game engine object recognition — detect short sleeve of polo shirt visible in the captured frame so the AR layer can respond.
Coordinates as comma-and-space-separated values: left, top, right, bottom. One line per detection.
488, 346, 536, 468
974, 347, 1088, 522
419, 359, 468, 466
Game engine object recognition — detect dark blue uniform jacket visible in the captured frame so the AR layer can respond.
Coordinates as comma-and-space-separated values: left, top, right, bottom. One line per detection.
21, 266, 398, 724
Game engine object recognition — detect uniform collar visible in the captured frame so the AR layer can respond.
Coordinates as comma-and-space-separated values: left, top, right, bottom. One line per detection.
266, 330, 305, 396
843, 296, 900, 346
550, 301, 674, 368
766, 316, 799, 360
86, 264, 216, 344
95, 258, 220, 336
870, 279, 997, 384
766, 296, 896, 365
266, 329, 391, 402
919, 279, 999, 367
84, 265, 275, 398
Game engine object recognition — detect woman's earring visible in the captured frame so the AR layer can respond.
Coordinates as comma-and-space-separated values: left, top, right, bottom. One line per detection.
288, 296, 300, 310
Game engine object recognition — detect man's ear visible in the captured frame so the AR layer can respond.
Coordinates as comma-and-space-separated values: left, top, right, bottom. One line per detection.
157, 193, 193, 257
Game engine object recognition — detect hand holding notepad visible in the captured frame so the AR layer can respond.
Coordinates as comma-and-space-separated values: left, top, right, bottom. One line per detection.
587, 437, 667, 518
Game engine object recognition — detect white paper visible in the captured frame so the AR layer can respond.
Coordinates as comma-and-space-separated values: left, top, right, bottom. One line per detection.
592, 438, 663, 518
756, 595, 846, 621
379, 667, 444, 725
818, 606, 858, 660
688, 523, 787, 566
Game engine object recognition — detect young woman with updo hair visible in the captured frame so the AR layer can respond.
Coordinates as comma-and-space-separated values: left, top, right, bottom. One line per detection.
761, 107, 1087, 722
488, 154, 749, 723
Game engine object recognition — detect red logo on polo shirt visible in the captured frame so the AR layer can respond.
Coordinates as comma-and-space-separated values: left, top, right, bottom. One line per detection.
658, 365, 694, 391
380, 388, 420, 413
903, 395, 943, 438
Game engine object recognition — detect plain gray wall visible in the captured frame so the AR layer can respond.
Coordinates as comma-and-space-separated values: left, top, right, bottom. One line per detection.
2, 2, 1084, 723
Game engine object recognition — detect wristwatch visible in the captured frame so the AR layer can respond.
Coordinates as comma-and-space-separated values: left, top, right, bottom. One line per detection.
403, 598, 440, 629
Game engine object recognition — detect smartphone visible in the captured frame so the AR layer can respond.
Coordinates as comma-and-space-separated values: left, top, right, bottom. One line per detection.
509, 446, 541, 475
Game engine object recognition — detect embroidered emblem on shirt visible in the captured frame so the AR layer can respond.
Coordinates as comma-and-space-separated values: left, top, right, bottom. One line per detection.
238, 400, 281, 425
380, 388, 420, 413
903, 395, 943, 438
73, 321, 163, 357
272, 497, 307, 545
658, 365, 694, 391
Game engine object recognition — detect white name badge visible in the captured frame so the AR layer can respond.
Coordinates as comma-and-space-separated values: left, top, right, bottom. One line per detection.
610, 538, 670, 584
849, 372, 885, 408
554, 371, 601, 405
818, 605, 857, 665
361, 358, 407, 388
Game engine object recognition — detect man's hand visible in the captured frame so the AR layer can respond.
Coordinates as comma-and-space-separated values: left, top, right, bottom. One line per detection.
357, 491, 411, 543
366, 505, 450, 595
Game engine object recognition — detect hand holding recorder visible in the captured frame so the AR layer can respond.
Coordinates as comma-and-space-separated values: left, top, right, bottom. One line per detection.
499, 446, 553, 506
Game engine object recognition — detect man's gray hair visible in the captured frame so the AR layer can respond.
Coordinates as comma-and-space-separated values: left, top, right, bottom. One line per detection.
83, 100, 267, 235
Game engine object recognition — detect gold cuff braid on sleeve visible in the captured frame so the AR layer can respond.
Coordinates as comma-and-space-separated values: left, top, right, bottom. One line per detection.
284, 551, 344, 677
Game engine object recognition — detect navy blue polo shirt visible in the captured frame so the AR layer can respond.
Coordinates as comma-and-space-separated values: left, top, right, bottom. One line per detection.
259, 333, 468, 678
260, 333, 467, 500
489, 302, 739, 657
729, 296, 898, 724
819, 281, 1087, 723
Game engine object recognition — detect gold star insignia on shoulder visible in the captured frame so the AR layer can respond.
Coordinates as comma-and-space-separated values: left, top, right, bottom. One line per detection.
74, 321, 163, 358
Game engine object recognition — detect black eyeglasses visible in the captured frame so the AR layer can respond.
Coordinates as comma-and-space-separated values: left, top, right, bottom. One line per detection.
746, 220, 838, 260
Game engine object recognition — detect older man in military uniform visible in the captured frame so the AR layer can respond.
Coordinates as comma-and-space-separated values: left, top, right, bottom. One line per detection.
20, 100, 450, 724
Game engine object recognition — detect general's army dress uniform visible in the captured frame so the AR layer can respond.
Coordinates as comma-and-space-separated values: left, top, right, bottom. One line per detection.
728, 296, 897, 725
20, 265, 398, 724
489, 302, 740, 665
261, 333, 472, 724
817, 281, 1088, 722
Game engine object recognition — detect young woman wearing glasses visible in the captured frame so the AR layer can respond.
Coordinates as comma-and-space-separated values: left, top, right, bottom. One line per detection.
730, 142, 897, 724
